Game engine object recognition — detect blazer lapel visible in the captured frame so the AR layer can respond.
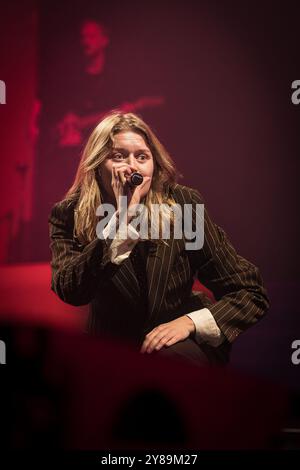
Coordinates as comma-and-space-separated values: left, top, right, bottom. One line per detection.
110, 256, 141, 305
109, 239, 177, 319
108, 234, 185, 319
146, 238, 177, 323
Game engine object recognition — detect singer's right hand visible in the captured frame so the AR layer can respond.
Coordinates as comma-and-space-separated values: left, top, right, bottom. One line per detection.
111, 163, 151, 218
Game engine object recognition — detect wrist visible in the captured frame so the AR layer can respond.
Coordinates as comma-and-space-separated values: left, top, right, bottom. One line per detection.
184, 315, 196, 335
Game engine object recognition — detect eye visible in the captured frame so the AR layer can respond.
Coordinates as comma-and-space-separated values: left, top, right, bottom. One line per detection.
112, 153, 125, 160
137, 154, 148, 161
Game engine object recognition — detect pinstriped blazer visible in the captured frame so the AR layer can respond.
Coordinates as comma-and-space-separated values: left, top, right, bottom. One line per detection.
48, 183, 269, 349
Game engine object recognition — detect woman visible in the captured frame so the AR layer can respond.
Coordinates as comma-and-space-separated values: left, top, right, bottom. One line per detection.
49, 111, 269, 366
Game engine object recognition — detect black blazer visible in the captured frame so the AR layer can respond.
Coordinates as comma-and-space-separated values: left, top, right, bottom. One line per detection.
48, 184, 269, 350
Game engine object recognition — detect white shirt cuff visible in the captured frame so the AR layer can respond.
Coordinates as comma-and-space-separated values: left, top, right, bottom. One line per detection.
102, 213, 140, 265
186, 308, 225, 347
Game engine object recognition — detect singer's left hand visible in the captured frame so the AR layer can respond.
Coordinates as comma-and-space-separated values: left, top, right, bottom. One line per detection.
140, 316, 195, 353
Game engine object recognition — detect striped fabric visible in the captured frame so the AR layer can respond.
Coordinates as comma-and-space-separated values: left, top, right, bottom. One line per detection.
48, 184, 269, 344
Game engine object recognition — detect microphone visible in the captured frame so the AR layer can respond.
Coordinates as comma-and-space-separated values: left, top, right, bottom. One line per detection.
129, 172, 143, 186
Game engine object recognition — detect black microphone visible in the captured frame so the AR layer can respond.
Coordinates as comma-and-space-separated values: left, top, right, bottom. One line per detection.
129, 172, 143, 186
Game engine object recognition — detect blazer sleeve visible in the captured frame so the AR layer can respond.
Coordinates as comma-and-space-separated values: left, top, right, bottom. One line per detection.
49, 200, 116, 306
188, 188, 270, 343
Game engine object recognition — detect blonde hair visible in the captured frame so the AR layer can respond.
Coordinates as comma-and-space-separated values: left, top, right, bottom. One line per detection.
64, 110, 182, 244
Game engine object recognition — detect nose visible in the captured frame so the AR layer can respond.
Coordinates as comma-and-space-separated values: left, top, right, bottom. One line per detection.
127, 154, 138, 171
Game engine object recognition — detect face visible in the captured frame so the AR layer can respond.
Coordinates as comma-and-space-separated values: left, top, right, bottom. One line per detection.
99, 131, 154, 204
80, 21, 109, 56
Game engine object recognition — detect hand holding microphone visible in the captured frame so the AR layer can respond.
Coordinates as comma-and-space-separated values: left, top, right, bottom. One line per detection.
128, 171, 143, 186
111, 163, 151, 215
117, 168, 144, 187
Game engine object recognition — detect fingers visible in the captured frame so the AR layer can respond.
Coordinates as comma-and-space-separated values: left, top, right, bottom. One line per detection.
140, 318, 191, 354
138, 176, 152, 190
140, 326, 161, 353
129, 176, 152, 199
112, 164, 132, 187
111, 166, 152, 214
112, 164, 151, 192
115, 165, 126, 185
140, 325, 174, 353
111, 165, 133, 210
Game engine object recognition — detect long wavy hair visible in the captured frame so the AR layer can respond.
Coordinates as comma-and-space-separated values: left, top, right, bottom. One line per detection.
64, 110, 182, 245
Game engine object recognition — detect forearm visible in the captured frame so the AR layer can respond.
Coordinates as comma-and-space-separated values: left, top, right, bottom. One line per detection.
209, 277, 269, 342
49, 201, 121, 306
51, 209, 141, 305
51, 237, 111, 305
187, 188, 270, 343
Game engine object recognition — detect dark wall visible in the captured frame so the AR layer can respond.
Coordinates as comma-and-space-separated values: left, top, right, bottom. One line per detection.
2, 0, 300, 283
